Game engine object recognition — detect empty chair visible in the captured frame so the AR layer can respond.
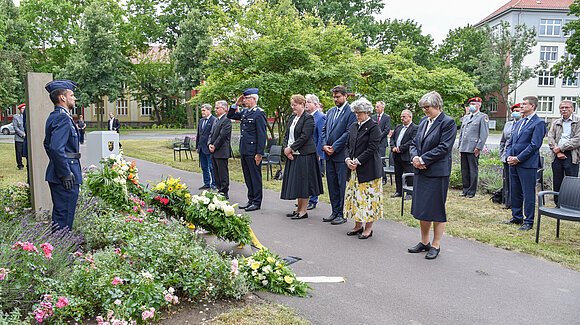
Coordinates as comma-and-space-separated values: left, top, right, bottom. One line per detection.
263, 145, 282, 180
536, 176, 580, 243
401, 172, 414, 216
173, 136, 193, 161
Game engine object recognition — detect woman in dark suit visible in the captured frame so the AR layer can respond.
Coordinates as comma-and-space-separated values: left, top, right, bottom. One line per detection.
281, 94, 323, 219
343, 98, 384, 239
408, 91, 456, 259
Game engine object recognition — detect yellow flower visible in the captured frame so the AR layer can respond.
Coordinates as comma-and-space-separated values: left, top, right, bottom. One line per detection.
250, 262, 260, 270
284, 276, 293, 284
266, 257, 275, 264
167, 186, 174, 192
155, 182, 166, 191
176, 184, 183, 189
185, 193, 191, 198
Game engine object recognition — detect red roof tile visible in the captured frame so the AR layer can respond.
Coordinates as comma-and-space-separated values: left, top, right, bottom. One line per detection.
479, 0, 574, 24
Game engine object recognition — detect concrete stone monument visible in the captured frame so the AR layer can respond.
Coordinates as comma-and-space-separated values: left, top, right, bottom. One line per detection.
86, 131, 120, 167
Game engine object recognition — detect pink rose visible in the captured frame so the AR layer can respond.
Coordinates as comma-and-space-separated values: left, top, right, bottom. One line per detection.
40, 243, 54, 259
164, 294, 173, 302
114, 299, 122, 306
111, 276, 123, 285
231, 259, 239, 276
173, 296, 179, 304
132, 206, 139, 212
11, 241, 23, 249
147, 208, 153, 213
56, 297, 69, 308
73, 251, 83, 256
22, 242, 39, 253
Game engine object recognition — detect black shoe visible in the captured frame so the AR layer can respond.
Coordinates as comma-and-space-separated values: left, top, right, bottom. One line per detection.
245, 204, 260, 212
323, 214, 337, 222
359, 230, 373, 239
408, 242, 431, 253
238, 202, 252, 209
466, 194, 474, 198
346, 228, 363, 236
382, 179, 387, 185
502, 206, 511, 209
404, 194, 412, 200
17, 166, 24, 170
291, 213, 308, 220
198, 185, 211, 190
286, 211, 298, 218
500, 218, 523, 225
307, 203, 316, 210
331, 216, 347, 225
518, 224, 533, 231
390, 193, 402, 198
425, 246, 440, 259
459, 193, 466, 197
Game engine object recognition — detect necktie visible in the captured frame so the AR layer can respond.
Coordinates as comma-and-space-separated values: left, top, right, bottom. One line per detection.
377, 114, 381, 124
202, 119, 207, 130
518, 118, 529, 135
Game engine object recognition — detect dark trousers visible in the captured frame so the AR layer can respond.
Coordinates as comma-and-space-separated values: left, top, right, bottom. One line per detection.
461, 152, 479, 196
394, 154, 413, 194
326, 159, 347, 217
510, 166, 536, 225
15, 141, 24, 168
49, 182, 80, 231
241, 154, 262, 206
212, 156, 229, 197
309, 158, 323, 205
502, 162, 511, 208
552, 152, 579, 204
199, 152, 215, 187
79, 129, 85, 144
379, 145, 387, 179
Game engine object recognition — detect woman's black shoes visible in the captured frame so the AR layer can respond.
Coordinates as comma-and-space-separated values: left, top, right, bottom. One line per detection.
425, 247, 440, 259
286, 211, 298, 218
359, 231, 373, 239
408, 242, 431, 253
291, 213, 308, 220
346, 228, 364, 236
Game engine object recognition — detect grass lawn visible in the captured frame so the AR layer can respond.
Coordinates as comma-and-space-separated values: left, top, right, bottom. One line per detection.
0, 144, 28, 185
209, 303, 311, 325
122, 139, 580, 271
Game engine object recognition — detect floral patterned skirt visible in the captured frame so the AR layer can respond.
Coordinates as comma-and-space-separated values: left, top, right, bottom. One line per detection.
343, 170, 384, 222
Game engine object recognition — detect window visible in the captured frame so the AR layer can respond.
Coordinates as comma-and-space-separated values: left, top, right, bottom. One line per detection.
7, 106, 15, 116
537, 96, 554, 113
70, 106, 78, 116
564, 20, 574, 37
487, 99, 498, 113
538, 71, 555, 86
116, 99, 128, 116
141, 100, 152, 116
539, 19, 561, 36
92, 100, 105, 117
561, 96, 578, 113
562, 72, 579, 87
540, 46, 558, 61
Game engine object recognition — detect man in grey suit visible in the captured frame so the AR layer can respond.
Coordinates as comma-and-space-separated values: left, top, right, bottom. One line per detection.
390, 109, 418, 199
13, 104, 26, 170
458, 97, 489, 198
372, 101, 391, 184
208, 101, 232, 199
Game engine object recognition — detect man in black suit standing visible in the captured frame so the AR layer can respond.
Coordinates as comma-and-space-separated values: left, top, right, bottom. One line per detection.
208, 100, 232, 199
108, 113, 120, 133
372, 101, 391, 184
389, 109, 418, 199
197, 104, 217, 190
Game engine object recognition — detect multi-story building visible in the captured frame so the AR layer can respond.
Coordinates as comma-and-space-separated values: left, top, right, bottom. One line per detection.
476, 0, 579, 124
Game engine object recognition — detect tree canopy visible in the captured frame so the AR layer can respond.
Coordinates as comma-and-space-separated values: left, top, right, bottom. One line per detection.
552, 0, 580, 78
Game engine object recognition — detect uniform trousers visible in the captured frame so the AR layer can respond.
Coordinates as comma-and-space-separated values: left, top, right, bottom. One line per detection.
393, 154, 413, 194
461, 152, 479, 196
199, 152, 215, 187
49, 182, 79, 231
211, 156, 229, 198
326, 159, 347, 217
15, 141, 24, 168
552, 151, 579, 204
241, 154, 262, 206
510, 165, 536, 225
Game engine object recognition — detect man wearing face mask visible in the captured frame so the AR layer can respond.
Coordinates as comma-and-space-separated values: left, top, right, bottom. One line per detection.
499, 103, 523, 208
457, 97, 489, 198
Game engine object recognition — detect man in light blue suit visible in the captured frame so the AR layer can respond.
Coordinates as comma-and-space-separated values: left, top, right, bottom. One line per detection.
503, 96, 547, 231
306, 94, 326, 210
321, 85, 357, 225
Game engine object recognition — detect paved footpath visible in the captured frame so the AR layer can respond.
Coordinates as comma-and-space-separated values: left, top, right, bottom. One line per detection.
131, 157, 578, 324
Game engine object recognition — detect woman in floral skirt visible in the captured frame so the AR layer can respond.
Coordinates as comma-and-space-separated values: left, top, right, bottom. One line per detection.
343, 98, 384, 239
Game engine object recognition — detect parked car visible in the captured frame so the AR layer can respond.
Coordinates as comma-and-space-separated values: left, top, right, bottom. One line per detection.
1, 123, 15, 135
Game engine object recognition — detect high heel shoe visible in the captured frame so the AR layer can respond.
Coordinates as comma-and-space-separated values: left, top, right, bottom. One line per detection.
358, 230, 373, 239
346, 228, 364, 236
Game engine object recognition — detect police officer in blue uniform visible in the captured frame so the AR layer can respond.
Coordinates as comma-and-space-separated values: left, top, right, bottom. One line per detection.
44, 79, 83, 232
227, 88, 267, 211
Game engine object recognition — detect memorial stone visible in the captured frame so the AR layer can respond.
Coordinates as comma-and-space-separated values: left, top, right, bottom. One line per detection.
86, 131, 120, 167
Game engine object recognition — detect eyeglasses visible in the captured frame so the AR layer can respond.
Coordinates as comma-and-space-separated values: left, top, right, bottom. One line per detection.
560, 106, 573, 109
421, 106, 430, 110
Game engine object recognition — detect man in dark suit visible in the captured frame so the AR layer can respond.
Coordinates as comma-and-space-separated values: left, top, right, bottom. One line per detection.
208, 100, 232, 199
321, 85, 357, 225
108, 112, 120, 133
306, 94, 326, 210
197, 104, 217, 190
43, 79, 82, 232
372, 101, 391, 184
389, 109, 418, 199
227, 88, 267, 212
503, 96, 547, 231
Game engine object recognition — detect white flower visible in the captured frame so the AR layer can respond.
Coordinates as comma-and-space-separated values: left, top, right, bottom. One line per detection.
262, 265, 272, 274
201, 197, 210, 205
121, 164, 129, 171
142, 271, 153, 279
114, 299, 122, 305
212, 196, 221, 205
109, 154, 116, 160
262, 280, 269, 286
168, 287, 175, 294
223, 206, 235, 216
208, 204, 216, 211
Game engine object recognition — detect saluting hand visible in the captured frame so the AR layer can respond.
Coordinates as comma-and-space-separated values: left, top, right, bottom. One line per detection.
235, 95, 244, 106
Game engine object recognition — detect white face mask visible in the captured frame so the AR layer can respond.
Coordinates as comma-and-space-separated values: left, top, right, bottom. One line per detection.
469, 105, 477, 113
511, 112, 521, 119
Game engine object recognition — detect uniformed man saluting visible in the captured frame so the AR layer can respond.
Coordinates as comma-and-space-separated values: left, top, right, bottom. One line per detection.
227, 88, 267, 211
44, 79, 83, 231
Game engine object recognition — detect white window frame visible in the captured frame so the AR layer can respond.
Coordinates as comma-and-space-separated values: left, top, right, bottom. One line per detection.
116, 99, 129, 116
537, 96, 554, 113
562, 72, 579, 87
564, 20, 574, 37
538, 71, 556, 86
540, 46, 558, 61
92, 101, 105, 117
140, 100, 152, 116
487, 100, 498, 113
539, 19, 561, 37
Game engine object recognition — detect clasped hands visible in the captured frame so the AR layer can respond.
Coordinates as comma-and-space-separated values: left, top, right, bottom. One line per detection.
552, 146, 567, 159
322, 145, 334, 156
345, 159, 357, 170
284, 147, 294, 160
412, 156, 426, 169
507, 156, 520, 165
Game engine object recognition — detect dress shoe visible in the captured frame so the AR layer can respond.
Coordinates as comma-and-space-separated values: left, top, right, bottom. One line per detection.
245, 204, 260, 212
238, 202, 252, 209
291, 213, 308, 220
500, 218, 523, 225
518, 223, 533, 231
307, 203, 316, 210
425, 246, 440, 259
390, 193, 402, 198
359, 230, 373, 239
408, 242, 431, 253
322, 214, 337, 222
198, 185, 211, 190
404, 194, 412, 200
459, 193, 466, 197
346, 228, 364, 236
502, 206, 511, 209
382, 179, 387, 185
17, 166, 24, 170
466, 194, 474, 198
286, 211, 298, 218
331, 216, 347, 225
